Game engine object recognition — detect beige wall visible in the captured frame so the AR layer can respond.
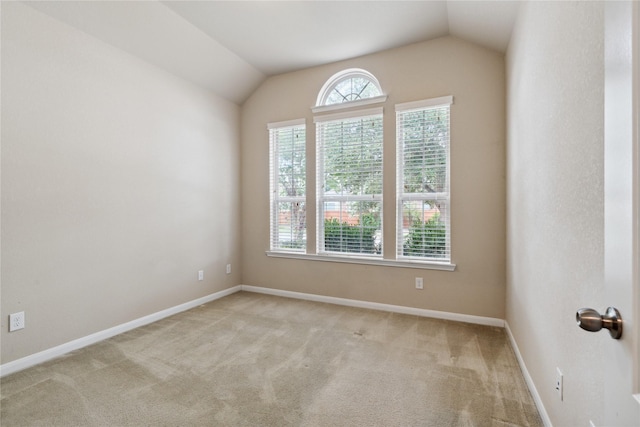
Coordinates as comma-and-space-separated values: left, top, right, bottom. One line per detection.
1, 3, 242, 364
506, 2, 605, 425
241, 37, 507, 319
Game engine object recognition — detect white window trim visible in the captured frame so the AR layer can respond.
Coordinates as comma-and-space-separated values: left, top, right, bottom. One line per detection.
315, 109, 384, 258
267, 118, 305, 129
396, 96, 453, 263
315, 68, 383, 104
313, 106, 384, 123
265, 251, 456, 271
265, 72, 459, 270
313, 68, 386, 114
268, 119, 306, 253
312, 95, 388, 114
395, 95, 453, 112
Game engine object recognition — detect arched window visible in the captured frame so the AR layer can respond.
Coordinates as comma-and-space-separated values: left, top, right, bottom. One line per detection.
314, 68, 385, 257
316, 69, 383, 107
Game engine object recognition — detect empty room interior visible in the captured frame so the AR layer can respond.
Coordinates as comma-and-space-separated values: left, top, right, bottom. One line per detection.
1, 1, 639, 426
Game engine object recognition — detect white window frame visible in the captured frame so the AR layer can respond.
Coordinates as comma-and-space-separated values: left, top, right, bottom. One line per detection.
268, 119, 306, 253
312, 69, 387, 114
266, 71, 457, 271
315, 107, 384, 258
396, 96, 453, 263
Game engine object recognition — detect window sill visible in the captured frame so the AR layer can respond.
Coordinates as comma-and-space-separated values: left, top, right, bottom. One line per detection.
265, 251, 456, 271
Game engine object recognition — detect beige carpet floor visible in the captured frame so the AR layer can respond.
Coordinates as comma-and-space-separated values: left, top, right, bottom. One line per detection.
1, 291, 543, 426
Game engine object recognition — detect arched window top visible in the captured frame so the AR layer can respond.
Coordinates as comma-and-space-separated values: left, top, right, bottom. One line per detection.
316, 69, 383, 107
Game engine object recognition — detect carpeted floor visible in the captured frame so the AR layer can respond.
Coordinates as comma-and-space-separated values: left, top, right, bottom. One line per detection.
1, 291, 543, 426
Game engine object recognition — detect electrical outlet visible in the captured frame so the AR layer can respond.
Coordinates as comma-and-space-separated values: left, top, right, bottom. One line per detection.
198, 270, 204, 281
226, 264, 231, 275
415, 277, 424, 289
555, 367, 563, 401
9, 312, 25, 332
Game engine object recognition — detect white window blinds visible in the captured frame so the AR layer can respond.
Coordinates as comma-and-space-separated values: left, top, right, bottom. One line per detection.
269, 120, 306, 252
396, 96, 452, 261
316, 109, 383, 256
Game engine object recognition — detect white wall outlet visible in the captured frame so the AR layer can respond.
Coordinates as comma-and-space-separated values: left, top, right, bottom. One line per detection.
198, 270, 204, 281
226, 264, 231, 274
9, 311, 25, 332
555, 367, 563, 401
415, 277, 424, 289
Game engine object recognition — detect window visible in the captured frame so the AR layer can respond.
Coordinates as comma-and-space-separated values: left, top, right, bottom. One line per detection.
266, 69, 455, 270
396, 96, 452, 261
269, 120, 306, 252
316, 108, 383, 256
313, 69, 386, 114
316, 69, 383, 106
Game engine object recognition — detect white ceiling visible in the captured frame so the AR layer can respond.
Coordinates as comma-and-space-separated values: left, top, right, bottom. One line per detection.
25, 1, 521, 104
162, 1, 451, 76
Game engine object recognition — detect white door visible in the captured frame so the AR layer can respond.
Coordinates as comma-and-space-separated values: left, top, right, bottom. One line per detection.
603, 1, 640, 425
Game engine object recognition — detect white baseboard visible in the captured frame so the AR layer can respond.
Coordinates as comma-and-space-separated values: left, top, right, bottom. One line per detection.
0, 285, 242, 378
240, 285, 505, 327
504, 321, 552, 427
0, 284, 507, 379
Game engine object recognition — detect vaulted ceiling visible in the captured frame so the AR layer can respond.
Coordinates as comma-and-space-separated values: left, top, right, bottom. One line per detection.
26, 1, 521, 104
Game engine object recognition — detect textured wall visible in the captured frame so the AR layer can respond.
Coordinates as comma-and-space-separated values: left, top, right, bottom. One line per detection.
1, 3, 242, 364
506, 2, 605, 425
241, 37, 507, 319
